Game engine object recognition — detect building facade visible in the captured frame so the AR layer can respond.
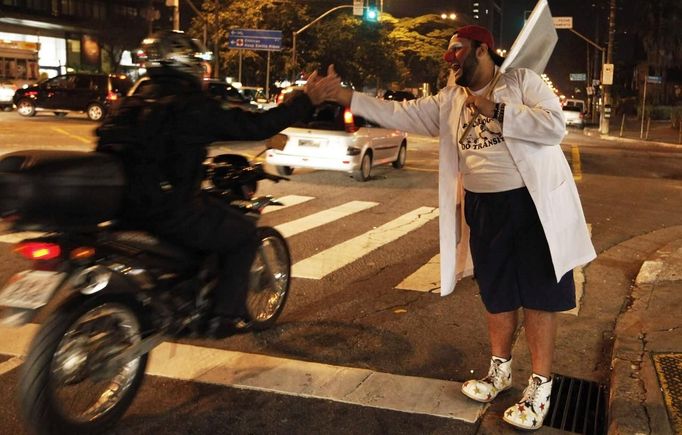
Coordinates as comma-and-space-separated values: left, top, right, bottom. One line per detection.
0, 0, 170, 81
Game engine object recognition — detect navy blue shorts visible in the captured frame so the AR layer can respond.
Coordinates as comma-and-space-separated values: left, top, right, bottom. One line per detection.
464, 187, 576, 314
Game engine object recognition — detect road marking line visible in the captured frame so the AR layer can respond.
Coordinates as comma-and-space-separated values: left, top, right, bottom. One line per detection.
0, 323, 485, 422
571, 144, 582, 181
275, 201, 378, 238
0, 356, 22, 375
562, 223, 591, 316
292, 207, 439, 279
262, 195, 314, 214
395, 254, 441, 292
50, 127, 92, 144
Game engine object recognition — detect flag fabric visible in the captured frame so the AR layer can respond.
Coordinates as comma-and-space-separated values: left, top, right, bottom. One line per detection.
501, 0, 557, 74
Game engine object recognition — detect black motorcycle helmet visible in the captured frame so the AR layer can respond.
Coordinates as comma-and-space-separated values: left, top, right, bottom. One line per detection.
136, 30, 210, 85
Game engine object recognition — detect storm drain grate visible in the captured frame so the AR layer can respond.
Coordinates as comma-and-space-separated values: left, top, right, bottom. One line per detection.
544, 374, 607, 434
653, 353, 682, 433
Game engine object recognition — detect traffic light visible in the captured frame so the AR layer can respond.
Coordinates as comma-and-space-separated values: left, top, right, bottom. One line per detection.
364, 6, 379, 22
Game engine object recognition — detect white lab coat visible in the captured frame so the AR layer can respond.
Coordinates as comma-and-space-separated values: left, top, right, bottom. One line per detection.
350, 68, 596, 296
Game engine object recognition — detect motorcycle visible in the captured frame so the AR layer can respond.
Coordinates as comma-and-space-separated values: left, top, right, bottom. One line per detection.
0, 147, 291, 434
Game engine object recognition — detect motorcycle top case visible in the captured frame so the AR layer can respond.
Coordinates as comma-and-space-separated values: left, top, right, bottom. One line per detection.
0, 150, 127, 227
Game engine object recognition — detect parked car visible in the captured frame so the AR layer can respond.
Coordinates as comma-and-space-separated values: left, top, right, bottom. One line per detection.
562, 99, 586, 128
13, 73, 133, 121
238, 86, 278, 111
128, 77, 261, 112
382, 90, 415, 102
265, 101, 408, 181
0, 80, 17, 111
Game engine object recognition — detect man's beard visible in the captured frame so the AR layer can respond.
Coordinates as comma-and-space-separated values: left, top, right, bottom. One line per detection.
455, 52, 479, 87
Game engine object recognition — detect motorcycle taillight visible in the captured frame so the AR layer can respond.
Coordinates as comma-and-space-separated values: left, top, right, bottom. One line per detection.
14, 242, 61, 261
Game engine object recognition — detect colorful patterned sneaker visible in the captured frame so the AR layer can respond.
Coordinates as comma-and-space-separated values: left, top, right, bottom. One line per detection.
503, 374, 553, 430
461, 356, 512, 403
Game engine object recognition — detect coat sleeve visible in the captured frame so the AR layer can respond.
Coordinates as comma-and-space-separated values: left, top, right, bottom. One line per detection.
350, 92, 442, 137
499, 69, 566, 145
187, 92, 314, 142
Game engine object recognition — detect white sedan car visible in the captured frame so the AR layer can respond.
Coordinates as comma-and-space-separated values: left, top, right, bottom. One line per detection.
266, 102, 408, 181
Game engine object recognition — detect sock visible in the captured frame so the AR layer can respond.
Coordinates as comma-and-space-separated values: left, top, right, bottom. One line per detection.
492, 355, 511, 363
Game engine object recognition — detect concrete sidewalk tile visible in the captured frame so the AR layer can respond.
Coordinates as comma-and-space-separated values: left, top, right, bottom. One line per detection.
608, 230, 682, 434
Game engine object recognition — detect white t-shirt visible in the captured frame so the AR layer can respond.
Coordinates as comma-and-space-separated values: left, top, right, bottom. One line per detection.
457, 81, 525, 193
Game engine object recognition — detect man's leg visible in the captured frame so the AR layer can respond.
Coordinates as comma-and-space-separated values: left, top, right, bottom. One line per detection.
522, 308, 557, 378
486, 309, 517, 360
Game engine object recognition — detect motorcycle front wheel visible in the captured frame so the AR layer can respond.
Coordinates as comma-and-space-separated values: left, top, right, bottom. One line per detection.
19, 294, 149, 435
245, 226, 291, 331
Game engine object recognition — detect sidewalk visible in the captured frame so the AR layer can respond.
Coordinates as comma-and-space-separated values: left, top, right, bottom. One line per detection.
581, 126, 681, 434
608, 229, 682, 435
582, 116, 682, 149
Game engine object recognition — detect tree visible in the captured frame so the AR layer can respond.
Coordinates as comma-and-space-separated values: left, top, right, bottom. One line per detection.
99, 16, 148, 73
627, 0, 682, 103
304, 14, 399, 90
190, 0, 311, 84
385, 14, 457, 90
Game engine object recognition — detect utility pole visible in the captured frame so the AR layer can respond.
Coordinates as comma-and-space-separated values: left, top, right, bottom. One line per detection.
599, 0, 616, 134
167, 0, 180, 31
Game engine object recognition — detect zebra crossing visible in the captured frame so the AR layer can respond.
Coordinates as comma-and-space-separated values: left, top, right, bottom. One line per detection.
0, 195, 589, 303
0, 195, 445, 292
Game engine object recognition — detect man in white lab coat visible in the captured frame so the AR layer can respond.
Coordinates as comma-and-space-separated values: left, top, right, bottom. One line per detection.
325, 24, 596, 430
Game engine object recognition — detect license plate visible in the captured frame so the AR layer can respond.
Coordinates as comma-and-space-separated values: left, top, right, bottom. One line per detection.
298, 139, 322, 148
0, 270, 65, 310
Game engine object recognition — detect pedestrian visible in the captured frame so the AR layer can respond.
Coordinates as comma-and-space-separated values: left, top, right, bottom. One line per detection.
96, 30, 339, 338
325, 24, 596, 430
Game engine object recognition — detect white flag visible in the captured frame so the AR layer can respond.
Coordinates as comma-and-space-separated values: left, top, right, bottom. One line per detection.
501, 0, 557, 74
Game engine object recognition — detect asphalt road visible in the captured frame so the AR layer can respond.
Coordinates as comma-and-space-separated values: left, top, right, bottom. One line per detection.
0, 111, 680, 434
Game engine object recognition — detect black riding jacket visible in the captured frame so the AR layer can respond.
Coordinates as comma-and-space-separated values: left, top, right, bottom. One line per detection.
96, 76, 313, 220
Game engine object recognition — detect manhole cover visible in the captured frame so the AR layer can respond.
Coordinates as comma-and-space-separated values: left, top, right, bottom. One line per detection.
653, 353, 682, 433
545, 374, 607, 434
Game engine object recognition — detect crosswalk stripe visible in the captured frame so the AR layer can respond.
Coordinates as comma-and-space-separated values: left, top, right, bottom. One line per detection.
396, 254, 441, 292
261, 195, 314, 214
0, 324, 485, 422
274, 200, 378, 238
0, 356, 22, 375
292, 207, 439, 279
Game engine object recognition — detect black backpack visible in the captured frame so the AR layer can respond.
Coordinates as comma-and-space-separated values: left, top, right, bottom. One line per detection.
96, 94, 178, 218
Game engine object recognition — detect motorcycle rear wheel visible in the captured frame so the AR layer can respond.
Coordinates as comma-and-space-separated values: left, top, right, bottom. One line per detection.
19, 294, 148, 435
245, 226, 291, 331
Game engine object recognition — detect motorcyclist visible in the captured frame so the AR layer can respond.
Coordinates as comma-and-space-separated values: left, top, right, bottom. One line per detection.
96, 30, 339, 337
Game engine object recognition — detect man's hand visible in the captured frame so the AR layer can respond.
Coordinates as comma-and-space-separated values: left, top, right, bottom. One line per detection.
304, 67, 342, 106
307, 65, 352, 107
464, 95, 496, 119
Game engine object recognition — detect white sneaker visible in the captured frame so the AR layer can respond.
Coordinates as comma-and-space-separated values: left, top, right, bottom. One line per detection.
503, 374, 553, 430
461, 356, 512, 403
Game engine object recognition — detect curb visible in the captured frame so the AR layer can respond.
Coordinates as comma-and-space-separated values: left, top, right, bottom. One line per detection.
608, 235, 682, 435
582, 128, 682, 150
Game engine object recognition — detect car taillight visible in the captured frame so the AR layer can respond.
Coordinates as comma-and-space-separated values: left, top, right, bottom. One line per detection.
106, 91, 118, 102
25, 90, 38, 97
344, 109, 357, 133
14, 242, 61, 260
276, 93, 284, 105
